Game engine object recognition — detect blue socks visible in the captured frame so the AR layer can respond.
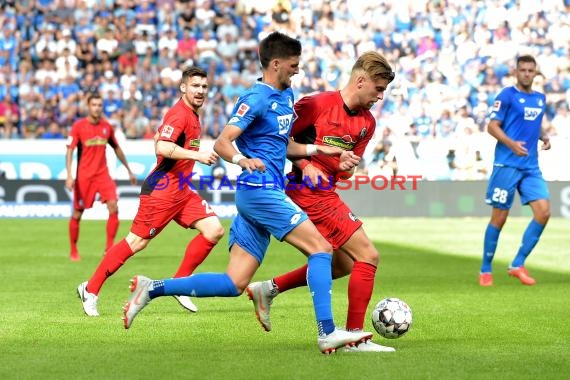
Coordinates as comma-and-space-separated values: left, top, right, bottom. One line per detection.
511, 219, 545, 268
481, 224, 500, 273
307, 253, 335, 336
148, 273, 239, 299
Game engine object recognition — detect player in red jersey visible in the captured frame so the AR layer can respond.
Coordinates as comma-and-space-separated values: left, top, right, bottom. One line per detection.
246, 51, 397, 352
65, 93, 137, 262
77, 67, 222, 316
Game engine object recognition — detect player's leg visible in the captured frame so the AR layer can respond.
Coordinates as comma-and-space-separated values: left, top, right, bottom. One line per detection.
172, 196, 224, 278
78, 231, 150, 317
480, 167, 519, 285
70, 178, 96, 260
171, 197, 224, 312
335, 229, 395, 352
509, 173, 550, 285
104, 200, 119, 252
69, 208, 83, 261
285, 220, 372, 353
98, 178, 119, 252
123, 216, 262, 329
77, 195, 173, 316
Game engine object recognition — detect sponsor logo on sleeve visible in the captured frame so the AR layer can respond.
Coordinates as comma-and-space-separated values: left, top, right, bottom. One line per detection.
236, 103, 250, 117
492, 101, 501, 111
161, 125, 174, 138
66, 136, 73, 146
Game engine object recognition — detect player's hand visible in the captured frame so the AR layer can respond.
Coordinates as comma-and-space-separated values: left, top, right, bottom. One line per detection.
541, 138, 551, 150
238, 158, 266, 173
197, 151, 219, 166
316, 145, 344, 156
128, 171, 137, 186
509, 141, 528, 156
65, 177, 74, 191
338, 151, 361, 171
302, 163, 330, 187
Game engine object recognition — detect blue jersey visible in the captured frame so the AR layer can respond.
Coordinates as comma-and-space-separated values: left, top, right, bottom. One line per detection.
489, 86, 545, 169
227, 81, 294, 189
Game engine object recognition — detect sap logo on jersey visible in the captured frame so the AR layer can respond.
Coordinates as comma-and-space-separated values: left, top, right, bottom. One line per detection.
277, 114, 293, 135
524, 107, 542, 121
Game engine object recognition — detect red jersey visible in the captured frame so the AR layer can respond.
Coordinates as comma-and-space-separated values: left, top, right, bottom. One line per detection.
140, 98, 202, 201
290, 91, 375, 183
66, 117, 118, 180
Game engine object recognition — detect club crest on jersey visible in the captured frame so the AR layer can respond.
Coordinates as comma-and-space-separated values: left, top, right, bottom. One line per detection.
271, 102, 278, 110
277, 114, 293, 135
492, 101, 501, 111
236, 103, 250, 116
161, 125, 174, 138
348, 212, 359, 222
524, 107, 542, 121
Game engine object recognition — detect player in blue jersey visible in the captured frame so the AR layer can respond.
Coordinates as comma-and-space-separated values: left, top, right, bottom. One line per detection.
479, 55, 551, 287
121, 31, 373, 354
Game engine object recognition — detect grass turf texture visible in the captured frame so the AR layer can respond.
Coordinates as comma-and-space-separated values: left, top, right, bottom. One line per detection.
1, 217, 569, 380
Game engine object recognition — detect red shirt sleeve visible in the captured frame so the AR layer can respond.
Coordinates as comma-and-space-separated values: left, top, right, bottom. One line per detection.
67, 120, 80, 149
157, 108, 184, 143
105, 120, 119, 149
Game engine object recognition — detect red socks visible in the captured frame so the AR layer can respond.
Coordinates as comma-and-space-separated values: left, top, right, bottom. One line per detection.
273, 264, 308, 291
69, 217, 80, 259
346, 261, 377, 331
173, 234, 217, 278
86, 239, 134, 295
273, 260, 377, 331
106, 212, 119, 251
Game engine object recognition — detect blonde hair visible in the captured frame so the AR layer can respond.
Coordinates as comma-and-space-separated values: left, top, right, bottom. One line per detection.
351, 51, 395, 83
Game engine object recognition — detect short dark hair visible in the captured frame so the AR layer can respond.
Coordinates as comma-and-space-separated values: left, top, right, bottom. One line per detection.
86, 92, 102, 104
516, 55, 536, 67
181, 66, 208, 83
258, 31, 302, 69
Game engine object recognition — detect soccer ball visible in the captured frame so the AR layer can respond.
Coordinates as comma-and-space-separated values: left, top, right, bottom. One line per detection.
371, 297, 413, 339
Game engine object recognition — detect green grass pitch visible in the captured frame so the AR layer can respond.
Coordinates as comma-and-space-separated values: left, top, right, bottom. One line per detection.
1, 217, 569, 380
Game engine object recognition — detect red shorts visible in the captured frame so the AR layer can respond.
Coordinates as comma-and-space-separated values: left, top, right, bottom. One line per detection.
73, 174, 117, 210
131, 192, 217, 239
286, 186, 362, 250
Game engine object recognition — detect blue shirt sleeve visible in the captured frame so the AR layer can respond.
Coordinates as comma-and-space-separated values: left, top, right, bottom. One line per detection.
227, 92, 267, 131
489, 87, 511, 124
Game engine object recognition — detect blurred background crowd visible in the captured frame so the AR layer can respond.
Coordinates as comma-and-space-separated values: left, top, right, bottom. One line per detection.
0, 0, 569, 180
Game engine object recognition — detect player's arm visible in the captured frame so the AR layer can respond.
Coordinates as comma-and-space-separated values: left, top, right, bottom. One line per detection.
112, 146, 138, 185
65, 146, 75, 191
155, 139, 217, 165
214, 124, 265, 173
488, 119, 528, 156
286, 138, 344, 157
539, 122, 551, 150
65, 126, 78, 191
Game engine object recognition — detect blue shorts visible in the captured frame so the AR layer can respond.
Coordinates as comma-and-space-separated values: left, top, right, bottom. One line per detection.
229, 187, 308, 263
485, 166, 549, 209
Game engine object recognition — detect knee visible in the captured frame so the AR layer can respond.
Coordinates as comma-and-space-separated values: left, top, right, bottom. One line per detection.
125, 233, 149, 253
536, 210, 551, 225
353, 244, 380, 267
203, 224, 225, 243
316, 236, 333, 254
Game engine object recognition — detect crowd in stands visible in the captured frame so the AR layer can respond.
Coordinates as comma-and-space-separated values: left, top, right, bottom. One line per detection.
0, 0, 569, 180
